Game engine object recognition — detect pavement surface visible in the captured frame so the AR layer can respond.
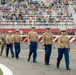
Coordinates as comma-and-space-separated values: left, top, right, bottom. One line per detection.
0, 42, 76, 75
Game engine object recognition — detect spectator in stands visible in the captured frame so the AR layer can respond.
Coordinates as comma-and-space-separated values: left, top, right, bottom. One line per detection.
0, 0, 73, 26
1, 0, 5, 5
73, 4, 76, 13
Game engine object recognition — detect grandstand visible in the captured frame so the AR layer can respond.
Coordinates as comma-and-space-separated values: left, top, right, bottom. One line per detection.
0, 0, 76, 34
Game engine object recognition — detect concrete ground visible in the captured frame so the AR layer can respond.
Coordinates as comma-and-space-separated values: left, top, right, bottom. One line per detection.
0, 42, 76, 75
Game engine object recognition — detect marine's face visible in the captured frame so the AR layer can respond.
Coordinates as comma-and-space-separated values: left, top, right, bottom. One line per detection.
9, 33, 12, 35
16, 31, 19, 34
61, 31, 66, 35
32, 28, 35, 31
46, 29, 50, 32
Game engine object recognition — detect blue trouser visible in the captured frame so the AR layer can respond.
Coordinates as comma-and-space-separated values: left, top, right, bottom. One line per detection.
57, 48, 69, 69
14, 42, 21, 59
6, 43, 14, 57
29, 42, 37, 62
44, 44, 52, 64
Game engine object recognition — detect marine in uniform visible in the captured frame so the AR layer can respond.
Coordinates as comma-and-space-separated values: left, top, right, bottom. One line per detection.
74, 31, 76, 42
6, 31, 14, 58
0, 32, 6, 56
27, 26, 38, 63
0, 35, 4, 56
42, 26, 55, 65
14, 29, 22, 59
56, 29, 71, 70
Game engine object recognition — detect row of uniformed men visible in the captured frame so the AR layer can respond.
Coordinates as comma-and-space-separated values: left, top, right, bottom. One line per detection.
0, 29, 21, 59
0, 26, 75, 70
27, 26, 73, 70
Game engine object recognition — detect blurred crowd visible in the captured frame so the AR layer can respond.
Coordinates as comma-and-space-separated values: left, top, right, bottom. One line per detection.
0, 0, 75, 26
72, 0, 76, 13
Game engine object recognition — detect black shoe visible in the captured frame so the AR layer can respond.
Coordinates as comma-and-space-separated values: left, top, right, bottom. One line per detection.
6, 56, 8, 58
47, 64, 50, 65
27, 58, 30, 61
45, 63, 50, 65
33, 61, 37, 63
56, 65, 59, 69
12, 56, 14, 58
16, 57, 19, 59
16, 56, 19, 59
56, 63, 59, 69
66, 68, 71, 70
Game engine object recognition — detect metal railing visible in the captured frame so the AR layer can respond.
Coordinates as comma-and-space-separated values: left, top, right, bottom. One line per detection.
0, 20, 75, 29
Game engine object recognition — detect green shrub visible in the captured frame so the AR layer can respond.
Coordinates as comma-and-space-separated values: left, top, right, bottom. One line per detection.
0, 69, 3, 75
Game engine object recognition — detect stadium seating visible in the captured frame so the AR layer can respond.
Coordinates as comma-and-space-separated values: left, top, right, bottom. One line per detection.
0, 0, 75, 33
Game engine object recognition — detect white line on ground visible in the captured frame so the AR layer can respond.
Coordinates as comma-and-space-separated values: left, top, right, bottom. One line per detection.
21, 50, 76, 52
0, 63, 13, 75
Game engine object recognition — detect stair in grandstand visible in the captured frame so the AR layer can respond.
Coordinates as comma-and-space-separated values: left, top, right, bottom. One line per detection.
68, 4, 76, 29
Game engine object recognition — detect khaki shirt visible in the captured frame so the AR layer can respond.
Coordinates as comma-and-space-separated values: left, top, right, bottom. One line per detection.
6, 35, 14, 43
42, 32, 53, 45
1, 34, 6, 43
28, 31, 38, 42
14, 34, 22, 43
74, 32, 76, 39
0, 39, 2, 44
0, 39, 2, 47
58, 35, 69, 48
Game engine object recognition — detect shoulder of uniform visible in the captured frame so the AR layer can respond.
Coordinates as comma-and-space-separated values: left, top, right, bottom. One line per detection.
19, 35, 21, 37
35, 32, 38, 34
13, 35, 15, 36
50, 33, 53, 35
43, 32, 46, 36
14, 34, 17, 37
12, 35, 14, 37
1, 34, 4, 36
6, 35, 9, 37
42, 33, 45, 36
65, 35, 68, 37
65, 35, 69, 39
50, 32, 52, 34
